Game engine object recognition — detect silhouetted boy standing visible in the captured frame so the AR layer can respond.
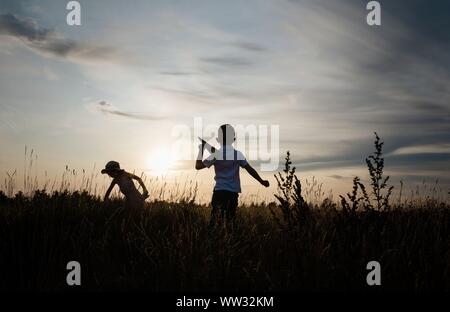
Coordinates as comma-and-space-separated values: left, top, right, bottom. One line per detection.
195, 124, 269, 228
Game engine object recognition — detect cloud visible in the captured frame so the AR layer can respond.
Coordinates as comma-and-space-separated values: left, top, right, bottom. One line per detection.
232, 41, 267, 52
159, 71, 197, 76
150, 86, 215, 100
0, 13, 49, 40
95, 101, 166, 121
200, 56, 253, 67
391, 144, 450, 156
0, 14, 120, 63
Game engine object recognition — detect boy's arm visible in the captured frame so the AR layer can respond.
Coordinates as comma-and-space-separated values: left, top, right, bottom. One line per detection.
243, 164, 270, 187
104, 180, 116, 200
195, 144, 207, 170
130, 174, 149, 197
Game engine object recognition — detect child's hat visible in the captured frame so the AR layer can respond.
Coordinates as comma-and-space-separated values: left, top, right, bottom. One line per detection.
101, 161, 123, 174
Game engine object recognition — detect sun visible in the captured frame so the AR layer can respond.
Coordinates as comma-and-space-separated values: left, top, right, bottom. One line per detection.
147, 148, 175, 176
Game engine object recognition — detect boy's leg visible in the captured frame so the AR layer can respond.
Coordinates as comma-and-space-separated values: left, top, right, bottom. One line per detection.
209, 191, 223, 228
224, 192, 238, 228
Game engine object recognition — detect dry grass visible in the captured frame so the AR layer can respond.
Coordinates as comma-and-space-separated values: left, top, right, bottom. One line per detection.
0, 136, 449, 291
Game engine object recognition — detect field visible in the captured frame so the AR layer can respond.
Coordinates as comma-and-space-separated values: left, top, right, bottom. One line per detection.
0, 135, 449, 292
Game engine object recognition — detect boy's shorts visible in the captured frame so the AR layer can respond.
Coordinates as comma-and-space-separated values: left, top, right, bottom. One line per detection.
211, 190, 239, 221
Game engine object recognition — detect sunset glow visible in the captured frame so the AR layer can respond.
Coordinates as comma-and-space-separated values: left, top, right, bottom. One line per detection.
147, 148, 176, 176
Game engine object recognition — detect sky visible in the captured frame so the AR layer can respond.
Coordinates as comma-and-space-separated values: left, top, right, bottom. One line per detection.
0, 0, 449, 203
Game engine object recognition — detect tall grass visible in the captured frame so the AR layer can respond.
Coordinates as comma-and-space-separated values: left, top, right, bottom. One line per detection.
0, 134, 449, 291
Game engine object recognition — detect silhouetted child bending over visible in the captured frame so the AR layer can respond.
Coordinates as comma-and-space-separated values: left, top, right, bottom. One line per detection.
196, 124, 269, 227
102, 161, 149, 210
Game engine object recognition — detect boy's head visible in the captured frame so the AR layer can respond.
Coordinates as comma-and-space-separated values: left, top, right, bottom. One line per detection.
101, 160, 124, 178
217, 124, 236, 145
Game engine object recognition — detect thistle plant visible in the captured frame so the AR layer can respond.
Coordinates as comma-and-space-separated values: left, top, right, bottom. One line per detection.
271, 151, 308, 230
340, 132, 393, 212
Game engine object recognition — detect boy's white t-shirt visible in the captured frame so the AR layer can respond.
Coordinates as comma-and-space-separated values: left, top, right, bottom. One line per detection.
202, 145, 248, 193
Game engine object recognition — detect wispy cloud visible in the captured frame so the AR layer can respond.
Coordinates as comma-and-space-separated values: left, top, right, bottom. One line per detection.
95, 101, 165, 121
200, 56, 253, 67
159, 71, 197, 76
0, 14, 121, 63
232, 41, 267, 52
392, 144, 450, 156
